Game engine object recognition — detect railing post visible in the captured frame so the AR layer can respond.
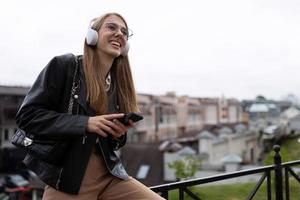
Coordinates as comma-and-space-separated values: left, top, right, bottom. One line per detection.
273, 145, 283, 200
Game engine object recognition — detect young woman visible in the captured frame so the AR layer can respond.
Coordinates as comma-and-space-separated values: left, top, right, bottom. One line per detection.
15, 12, 164, 200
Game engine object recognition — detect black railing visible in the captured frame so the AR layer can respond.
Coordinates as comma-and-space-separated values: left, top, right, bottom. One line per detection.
150, 145, 300, 200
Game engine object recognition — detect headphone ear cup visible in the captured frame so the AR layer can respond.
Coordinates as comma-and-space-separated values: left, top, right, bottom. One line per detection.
86, 27, 98, 46
121, 42, 130, 57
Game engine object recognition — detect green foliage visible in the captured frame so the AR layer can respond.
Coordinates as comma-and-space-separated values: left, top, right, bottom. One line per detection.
168, 156, 201, 180
264, 146, 292, 165
166, 137, 300, 200
169, 179, 300, 200
264, 138, 300, 165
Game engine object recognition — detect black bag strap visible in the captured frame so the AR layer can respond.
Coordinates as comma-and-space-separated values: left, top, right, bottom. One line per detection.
67, 55, 80, 114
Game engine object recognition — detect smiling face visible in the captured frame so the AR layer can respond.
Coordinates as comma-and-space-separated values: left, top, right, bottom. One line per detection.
97, 15, 128, 58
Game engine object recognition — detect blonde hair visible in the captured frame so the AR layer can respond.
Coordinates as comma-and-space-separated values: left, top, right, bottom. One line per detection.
83, 13, 138, 114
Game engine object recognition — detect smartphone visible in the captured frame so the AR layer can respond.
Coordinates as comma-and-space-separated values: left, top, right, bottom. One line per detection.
118, 112, 144, 125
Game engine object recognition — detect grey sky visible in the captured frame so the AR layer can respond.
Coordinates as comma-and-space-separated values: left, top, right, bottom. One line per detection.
1, 0, 300, 101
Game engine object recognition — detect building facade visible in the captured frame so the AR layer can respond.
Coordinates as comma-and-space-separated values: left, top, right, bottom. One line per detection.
0, 86, 29, 149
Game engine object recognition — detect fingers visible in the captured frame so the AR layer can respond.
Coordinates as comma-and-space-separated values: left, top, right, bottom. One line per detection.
99, 121, 120, 137
92, 126, 108, 138
101, 114, 127, 137
86, 119, 108, 137
127, 119, 134, 127
87, 114, 127, 138
113, 119, 127, 133
103, 113, 124, 120
87, 118, 107, 137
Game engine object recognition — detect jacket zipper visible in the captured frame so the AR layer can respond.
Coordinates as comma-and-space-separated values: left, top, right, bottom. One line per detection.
82, 136, 87, 144
56, 168, 63, 190
74, 95, 87, 145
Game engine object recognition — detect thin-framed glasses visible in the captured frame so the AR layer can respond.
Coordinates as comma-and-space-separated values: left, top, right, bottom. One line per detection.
104, 22, 133, 40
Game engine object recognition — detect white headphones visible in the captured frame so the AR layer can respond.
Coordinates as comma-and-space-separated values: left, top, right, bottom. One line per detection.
86, 20, 130, 57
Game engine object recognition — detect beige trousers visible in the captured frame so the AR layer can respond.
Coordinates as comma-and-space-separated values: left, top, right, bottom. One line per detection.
42, 149, 165, 200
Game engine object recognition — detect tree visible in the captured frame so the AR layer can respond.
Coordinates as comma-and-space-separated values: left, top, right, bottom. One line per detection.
255, 95, 266, 102
168, 155, 201, 181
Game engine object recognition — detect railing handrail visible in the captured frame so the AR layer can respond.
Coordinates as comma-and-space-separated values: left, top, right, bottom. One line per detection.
150, 145, 300, 200
280, 159, 300, 167
150, 159, 300, 192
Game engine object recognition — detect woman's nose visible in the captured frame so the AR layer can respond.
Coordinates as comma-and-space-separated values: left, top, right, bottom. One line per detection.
114, 29, 123, 36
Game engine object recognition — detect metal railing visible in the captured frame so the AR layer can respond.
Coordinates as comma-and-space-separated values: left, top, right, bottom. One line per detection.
150, 145, 300, 200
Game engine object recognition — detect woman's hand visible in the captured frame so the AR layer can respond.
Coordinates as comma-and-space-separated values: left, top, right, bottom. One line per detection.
86, 113, 133, 138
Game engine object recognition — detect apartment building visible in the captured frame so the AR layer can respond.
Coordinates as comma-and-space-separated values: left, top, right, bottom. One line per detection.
131, 93, 205, 142
128, 93, 154, 142
199, 97, 243, 126
198, 129, 260, 166
0, 85, 245, 145
0, 86, 29, 149
177, 96, 203, 135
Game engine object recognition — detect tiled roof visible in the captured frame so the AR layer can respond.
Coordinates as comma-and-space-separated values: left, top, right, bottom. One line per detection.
121, 143, 163, 186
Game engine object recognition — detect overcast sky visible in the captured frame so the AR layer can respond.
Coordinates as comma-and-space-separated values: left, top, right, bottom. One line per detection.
1, 0, 300, 101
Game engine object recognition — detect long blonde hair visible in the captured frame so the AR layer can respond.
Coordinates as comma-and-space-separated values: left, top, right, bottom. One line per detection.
83, 13, 138, 114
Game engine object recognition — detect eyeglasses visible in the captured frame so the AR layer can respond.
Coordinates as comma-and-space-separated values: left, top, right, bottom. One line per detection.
104, 22, 133, 40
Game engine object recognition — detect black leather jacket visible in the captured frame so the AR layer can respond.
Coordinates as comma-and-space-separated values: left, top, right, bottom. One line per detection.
15, 53, 128, 194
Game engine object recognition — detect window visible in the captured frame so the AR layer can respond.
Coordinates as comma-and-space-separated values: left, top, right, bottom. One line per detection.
3, 108, 18, 121
4, 129, 9, 141
136, 165, 150, 179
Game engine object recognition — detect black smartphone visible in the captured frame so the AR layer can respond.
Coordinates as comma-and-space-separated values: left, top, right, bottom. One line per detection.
118, 112, 144, 125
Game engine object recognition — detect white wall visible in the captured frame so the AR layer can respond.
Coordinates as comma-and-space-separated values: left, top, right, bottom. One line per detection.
228, 106, 238, 123
205, 105, 218, 125
199, 132, 260, 166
